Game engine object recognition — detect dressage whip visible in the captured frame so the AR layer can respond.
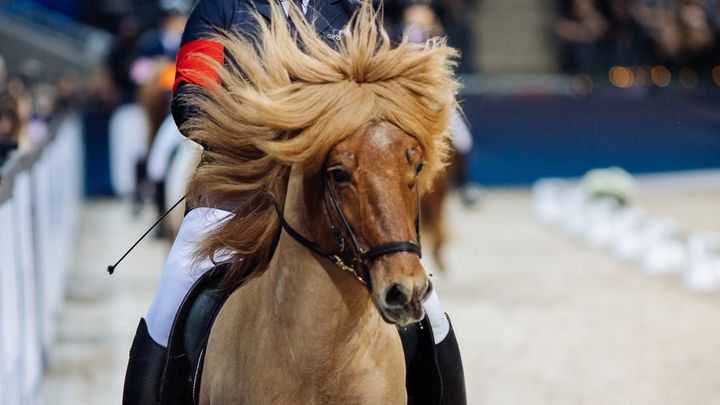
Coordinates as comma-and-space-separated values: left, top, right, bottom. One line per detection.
107, 194, 187, 275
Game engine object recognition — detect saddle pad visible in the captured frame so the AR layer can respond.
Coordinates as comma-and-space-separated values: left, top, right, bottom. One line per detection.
159, 264, 232, 405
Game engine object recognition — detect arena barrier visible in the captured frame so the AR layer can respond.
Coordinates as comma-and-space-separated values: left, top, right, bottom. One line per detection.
0, 113, 83, 405
460, 86, 720, 185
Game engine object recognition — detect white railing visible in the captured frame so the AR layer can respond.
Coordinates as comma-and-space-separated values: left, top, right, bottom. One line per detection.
0, 114, 83, 405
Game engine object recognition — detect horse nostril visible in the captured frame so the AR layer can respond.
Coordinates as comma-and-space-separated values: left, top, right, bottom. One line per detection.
385, 283, 410, 309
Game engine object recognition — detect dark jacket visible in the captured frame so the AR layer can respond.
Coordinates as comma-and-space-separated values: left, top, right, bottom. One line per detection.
171, 0, 357, 132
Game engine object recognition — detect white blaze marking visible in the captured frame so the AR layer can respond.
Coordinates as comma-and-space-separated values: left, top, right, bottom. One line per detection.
369, 129, 392, 149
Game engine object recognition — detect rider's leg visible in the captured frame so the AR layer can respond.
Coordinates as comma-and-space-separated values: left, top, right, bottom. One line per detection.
434, 315, 466, 405
122, 207, 233, 405
145, 207, 234, 346
402, 289, 466, 405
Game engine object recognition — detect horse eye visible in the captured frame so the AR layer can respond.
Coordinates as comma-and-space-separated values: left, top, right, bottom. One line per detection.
329, 167, 352, 183
415, 161, 425, 175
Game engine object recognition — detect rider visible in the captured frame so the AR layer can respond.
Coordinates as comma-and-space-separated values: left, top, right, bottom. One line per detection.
122, 1, 466, 404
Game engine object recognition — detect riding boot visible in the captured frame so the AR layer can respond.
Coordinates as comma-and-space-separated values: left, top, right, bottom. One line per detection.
399, 314, 467, 405
434, 316, 466, 405
122, 318, 167, 405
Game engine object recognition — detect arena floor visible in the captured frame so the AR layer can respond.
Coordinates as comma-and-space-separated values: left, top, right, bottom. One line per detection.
40, 175, 720, 404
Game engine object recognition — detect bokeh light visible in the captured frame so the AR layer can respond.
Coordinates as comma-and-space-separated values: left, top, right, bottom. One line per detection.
650, 66, 672, 87
609, 66, 634, 88
712, 66, 720, 86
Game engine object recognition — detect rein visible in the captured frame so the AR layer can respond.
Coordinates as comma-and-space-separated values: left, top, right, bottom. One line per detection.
275, 171, 422, 288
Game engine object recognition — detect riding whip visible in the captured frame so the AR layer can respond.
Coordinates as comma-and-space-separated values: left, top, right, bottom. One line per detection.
107, 194, 187, 275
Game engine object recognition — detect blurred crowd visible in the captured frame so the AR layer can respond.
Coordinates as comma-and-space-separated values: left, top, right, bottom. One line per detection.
102, 0, 479, 106
555, 0, 720, 74
0, 55, 81, 166
382, 0, 479, 73
0, 0, 194, 165
94, 6, 188, 236
2, 0, 480, 232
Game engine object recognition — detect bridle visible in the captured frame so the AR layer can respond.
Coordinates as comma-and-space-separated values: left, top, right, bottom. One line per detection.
275, 168, 422, 288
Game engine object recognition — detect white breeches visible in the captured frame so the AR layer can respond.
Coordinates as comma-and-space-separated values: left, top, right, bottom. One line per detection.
145, 207, 234, 346
145, 208, 450, 347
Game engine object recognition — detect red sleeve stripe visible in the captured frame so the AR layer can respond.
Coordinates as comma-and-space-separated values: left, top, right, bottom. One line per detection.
173, 39, 225, 93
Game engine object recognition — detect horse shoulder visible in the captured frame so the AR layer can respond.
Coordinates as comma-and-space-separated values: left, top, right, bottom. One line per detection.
200, 279, 268, 403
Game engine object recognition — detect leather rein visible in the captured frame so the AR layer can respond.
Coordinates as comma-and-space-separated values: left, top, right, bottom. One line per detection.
275, 170, 422, 288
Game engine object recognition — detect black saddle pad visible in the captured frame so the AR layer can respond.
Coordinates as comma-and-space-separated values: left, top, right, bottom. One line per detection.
159, 264, 233, 405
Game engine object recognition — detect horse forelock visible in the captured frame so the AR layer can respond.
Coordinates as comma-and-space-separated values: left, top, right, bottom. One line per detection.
183, 1, 459, 289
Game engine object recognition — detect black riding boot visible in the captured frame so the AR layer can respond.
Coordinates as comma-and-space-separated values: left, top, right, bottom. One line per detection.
400, 314, 467, 405
122, 318, 167, 405
434, 317, 466, 405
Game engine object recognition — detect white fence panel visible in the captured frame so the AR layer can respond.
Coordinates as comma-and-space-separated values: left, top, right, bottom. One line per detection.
13, 171, 43, 404
0, 113, 83, 405
0, 200, 22, 405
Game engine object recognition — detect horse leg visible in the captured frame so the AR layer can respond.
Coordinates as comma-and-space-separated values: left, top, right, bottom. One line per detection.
422, 174, 449, 272
430, 216, 448, 273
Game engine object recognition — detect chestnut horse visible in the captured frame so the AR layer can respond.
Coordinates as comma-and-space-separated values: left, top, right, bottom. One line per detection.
421, 151, 458, 272
179, 4, 458, 403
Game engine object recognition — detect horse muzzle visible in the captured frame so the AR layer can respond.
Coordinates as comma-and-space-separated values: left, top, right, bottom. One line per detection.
371, 255, 432, 326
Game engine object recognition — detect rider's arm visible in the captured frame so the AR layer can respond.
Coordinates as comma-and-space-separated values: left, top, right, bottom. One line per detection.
171, 0, 235, 133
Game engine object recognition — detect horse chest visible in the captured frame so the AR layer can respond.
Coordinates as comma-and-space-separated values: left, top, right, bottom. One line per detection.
200, 240, 407, 404
201, 304, 406, 404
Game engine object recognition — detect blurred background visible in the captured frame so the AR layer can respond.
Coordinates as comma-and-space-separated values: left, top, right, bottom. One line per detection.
0, 0, 719, 403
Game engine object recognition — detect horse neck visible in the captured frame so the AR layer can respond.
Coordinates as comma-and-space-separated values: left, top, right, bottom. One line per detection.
260, 166, 385, 348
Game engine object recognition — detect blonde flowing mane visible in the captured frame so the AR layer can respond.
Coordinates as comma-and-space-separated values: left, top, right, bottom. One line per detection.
181, 2, 459, 288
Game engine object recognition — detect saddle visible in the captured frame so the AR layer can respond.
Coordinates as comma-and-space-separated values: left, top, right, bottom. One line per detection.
157, 263, 443, 405
159, 264, 232, 405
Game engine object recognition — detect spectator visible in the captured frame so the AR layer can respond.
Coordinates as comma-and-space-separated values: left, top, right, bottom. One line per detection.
403, 2, 444, 43
5, 76, 34, 149
0, 91, 21, 164
554, 0, 608, 73
107, 16, 143, 104
678, 0, 715, 68
599, 0, 653, 67
385, 0, 478, 73
134, 8, 187, 62
129, 7, 186, 87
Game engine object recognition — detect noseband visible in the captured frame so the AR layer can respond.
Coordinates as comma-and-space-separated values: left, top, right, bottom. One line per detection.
275, 170, 422, 287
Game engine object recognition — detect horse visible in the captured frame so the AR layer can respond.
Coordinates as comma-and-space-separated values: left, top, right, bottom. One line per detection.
179, 3, 459, 403
421, 150, 459, 272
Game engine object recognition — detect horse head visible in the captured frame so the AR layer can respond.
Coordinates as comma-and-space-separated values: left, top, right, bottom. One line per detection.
316, 122, 432, 326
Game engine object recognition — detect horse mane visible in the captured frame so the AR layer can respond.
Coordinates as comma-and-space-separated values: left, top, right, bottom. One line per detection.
180, 2, 459, 289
